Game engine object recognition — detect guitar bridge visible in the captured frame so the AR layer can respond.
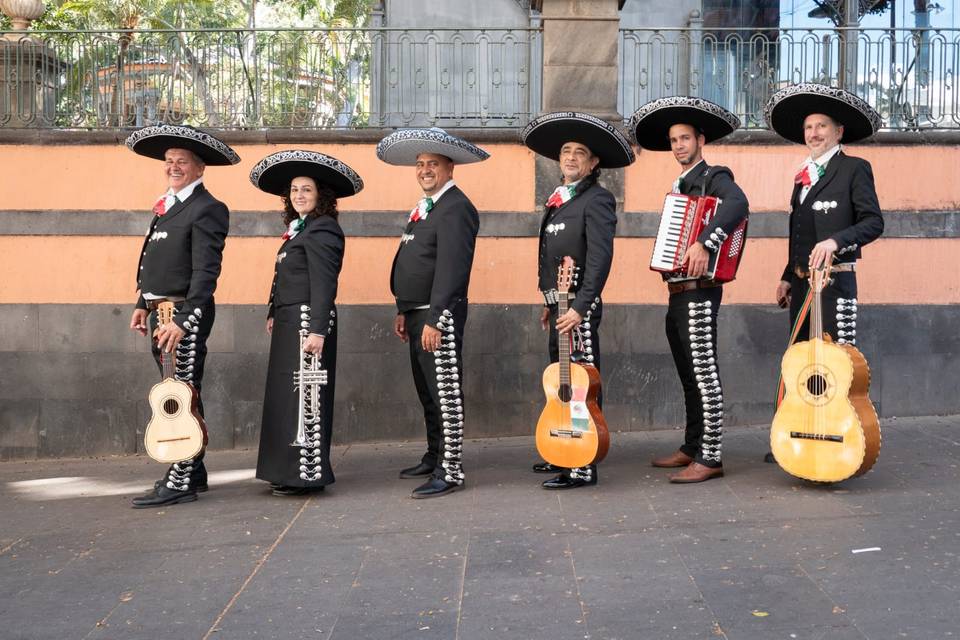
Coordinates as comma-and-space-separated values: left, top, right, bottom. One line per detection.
790, 431, 844, 443
549, 429, 583, 439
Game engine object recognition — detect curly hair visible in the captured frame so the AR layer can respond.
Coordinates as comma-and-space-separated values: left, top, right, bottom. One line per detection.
280, 178, 339, 226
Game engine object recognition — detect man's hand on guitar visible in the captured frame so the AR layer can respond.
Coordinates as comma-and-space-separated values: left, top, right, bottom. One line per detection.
130, 308, 149, 337
808, 238, 839, 270
776, 280, 792, 309
394, 314, 408, 343
540, 306, 551, 331
555, 308, 582, 335
155, 321, 186, 353
682, 241, 710, 278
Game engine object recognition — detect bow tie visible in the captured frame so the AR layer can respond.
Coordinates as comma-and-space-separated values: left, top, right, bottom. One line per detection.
794, 162, 826, 186
409, 197, 434, 223
282, 217, 305, 241
545, 184, 575, 209
153, 194, 176, 216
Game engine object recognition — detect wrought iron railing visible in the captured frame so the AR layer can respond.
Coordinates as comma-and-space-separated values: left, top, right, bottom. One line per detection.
620, 27, 960, 130
0, 28, 541, 129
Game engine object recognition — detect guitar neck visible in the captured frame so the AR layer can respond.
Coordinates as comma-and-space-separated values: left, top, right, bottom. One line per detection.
160, 349, 175, 380
558, 294, 571, 385
811, 283, 823, 340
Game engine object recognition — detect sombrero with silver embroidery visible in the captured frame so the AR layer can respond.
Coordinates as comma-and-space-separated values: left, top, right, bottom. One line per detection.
125, 124, 240, 166
250, 150, 364, 198
629, 96, 741, 151
376, 127, 489, 166
521, 112, 635, 168
764, 83, 883, 145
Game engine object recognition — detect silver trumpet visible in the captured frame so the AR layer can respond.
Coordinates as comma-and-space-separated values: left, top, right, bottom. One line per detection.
291, 305, 328, 447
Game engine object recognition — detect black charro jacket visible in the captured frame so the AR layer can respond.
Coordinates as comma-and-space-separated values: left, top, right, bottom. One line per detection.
537, 181, 616, 317
135, 183, 229, 330
390, 184, 479, 327
780, 151, 884, 282
267, 214, 344, 336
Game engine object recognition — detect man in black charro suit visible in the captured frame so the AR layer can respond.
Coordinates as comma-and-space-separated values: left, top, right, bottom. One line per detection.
377, 128, 489, 499
521, 111, 636, 490
125, 125, 240, 508
763, 83, 885, 464
629, 97, 750, 484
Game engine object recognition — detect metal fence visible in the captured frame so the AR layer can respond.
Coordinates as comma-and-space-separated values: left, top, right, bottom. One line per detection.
620, 27, 960, 130
0, 28, 541, 129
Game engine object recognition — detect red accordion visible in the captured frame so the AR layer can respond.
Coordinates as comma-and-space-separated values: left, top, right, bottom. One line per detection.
649, 193, 748, 283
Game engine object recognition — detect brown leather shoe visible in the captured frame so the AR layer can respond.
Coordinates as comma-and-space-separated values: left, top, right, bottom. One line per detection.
669, 462, 724, 484
651, 449, 694, 468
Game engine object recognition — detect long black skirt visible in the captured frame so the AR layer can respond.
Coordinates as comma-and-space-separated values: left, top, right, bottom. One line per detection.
256, 303, 337, 488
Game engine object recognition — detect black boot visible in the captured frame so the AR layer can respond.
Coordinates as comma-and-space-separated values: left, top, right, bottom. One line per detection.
135, 461, 201, 508
411, 476, 464, 499
153, 459, 208, 493
532, 461, 563, 474
542, 465, 598, 490
399, 461, 434, 479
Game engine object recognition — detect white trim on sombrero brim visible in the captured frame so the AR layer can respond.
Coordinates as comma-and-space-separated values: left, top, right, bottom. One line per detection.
764, 83, 883, 144
249, 150, 364, 198
376, 128, 490, 166
125, 124, 241, 165
628, 96, 741, 151
521, 111, 635, 168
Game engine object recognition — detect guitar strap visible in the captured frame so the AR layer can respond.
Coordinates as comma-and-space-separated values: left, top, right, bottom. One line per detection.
774, 285, 815, 409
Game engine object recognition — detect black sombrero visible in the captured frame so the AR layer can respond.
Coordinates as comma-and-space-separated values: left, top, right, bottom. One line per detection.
249, 150, 364, 198
376, 127, 489, 166
628, 96, 741, 151
521, 112, 635, 168
764, 83, 883, 144
125, 124, 240, 166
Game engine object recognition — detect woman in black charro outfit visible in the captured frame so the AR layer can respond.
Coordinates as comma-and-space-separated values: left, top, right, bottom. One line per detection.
249, 150, 363, 496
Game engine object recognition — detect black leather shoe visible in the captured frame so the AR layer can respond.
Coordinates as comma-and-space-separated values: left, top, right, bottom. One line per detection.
272, 485, 324, 497
411, 477, 464, 499
131, 484, 198, 509
532, 461, 562, 474
542, 467, 598, 490
763, 452, 777, 464
399, 462, 434, 479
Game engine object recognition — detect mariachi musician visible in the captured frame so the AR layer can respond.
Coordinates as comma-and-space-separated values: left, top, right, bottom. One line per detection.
377, 128, 489, 499
763, 83, 884, 463
629, 97, 749, 483
521, 112, 635, 489
125, 125, 240, 508
249, 150, 364, 496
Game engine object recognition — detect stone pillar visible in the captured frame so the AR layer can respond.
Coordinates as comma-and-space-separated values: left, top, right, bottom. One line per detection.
0, 38, 60, 128
537, 0, 623, 121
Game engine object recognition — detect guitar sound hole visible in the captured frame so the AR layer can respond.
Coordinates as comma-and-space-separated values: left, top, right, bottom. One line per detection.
558, 384, 572, 403
163, 398, 181, 415
805, 374, 828, 397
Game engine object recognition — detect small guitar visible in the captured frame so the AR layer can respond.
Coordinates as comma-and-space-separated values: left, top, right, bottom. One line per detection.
770, 264, 880, 482
144, 301, 208, 463
535, 257, 610, 469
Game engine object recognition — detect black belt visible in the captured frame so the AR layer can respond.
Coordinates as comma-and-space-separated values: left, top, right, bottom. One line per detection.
667, 280, 722, 295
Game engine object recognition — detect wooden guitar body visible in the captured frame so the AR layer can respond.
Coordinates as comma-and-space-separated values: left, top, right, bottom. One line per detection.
535, 361, 610, 469
770, 337, 880, 483
145, 378, 208, 463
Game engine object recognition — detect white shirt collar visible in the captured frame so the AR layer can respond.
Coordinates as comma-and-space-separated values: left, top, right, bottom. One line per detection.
168, 177, 204, 202
808, 144, 842, 168
677, 158, 706, 181
425, 179, 456, 203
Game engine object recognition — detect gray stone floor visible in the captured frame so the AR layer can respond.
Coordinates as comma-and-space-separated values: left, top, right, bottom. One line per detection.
1, 416, 958, 640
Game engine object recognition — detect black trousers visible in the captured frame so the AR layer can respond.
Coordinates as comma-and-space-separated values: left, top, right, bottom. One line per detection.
788, 271, 859, 345
256, 303, 337, 488
148, 300, 214, 486
545, 297, 602, 481
405, 301, 467, 484
665, 286, 724, 468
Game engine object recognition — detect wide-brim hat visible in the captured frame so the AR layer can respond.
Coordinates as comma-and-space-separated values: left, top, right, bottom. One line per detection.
764, 83, 883, 144
628, 97, 741, 151
376, 127, 489, 166
125, 124, 240, 166
249, 150, 364, 198
521, 112, 635, 168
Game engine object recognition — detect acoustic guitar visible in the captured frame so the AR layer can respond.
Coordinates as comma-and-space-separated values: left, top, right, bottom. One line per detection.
770, 264, 880, 482
535, 257, 610, 469
144, 301, 207, 463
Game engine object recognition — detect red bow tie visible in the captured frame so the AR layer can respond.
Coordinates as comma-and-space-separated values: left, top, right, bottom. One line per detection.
152, 196, 167, 216
794, 166, 812, 187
